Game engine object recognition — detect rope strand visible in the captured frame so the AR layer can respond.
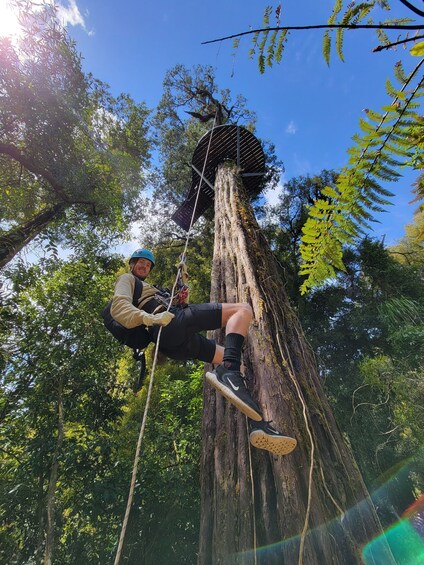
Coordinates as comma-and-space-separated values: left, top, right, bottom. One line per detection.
113, 113, 218, 565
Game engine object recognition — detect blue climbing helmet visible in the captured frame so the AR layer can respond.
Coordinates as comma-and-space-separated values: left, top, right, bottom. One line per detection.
129, 248, 155, 268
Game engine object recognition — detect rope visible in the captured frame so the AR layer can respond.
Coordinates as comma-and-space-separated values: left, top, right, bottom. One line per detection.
246, 416, 258, 565
113, 112, 218, 565
113, 327, 164, 565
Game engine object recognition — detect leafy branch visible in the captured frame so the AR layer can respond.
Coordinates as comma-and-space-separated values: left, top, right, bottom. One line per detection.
203, 22, 424, 45
299, 58, 424, 294
202, 1, 424, 69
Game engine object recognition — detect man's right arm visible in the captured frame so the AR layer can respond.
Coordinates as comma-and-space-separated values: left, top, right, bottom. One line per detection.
111, 273, 174, 329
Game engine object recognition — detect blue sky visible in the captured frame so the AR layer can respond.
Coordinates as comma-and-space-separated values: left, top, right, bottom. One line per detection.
3, 0, 422, 246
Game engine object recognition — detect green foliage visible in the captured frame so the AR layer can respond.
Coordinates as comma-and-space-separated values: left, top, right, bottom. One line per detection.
334, 2, 375, 64
299, 60, 424, 293
301, 238, 424, 501
113, 362, 203, 564
229, 2, 424, 294
0, 251, 204, 563
264, 174, 424, 506
250, 2, 416, 70
0, 1, 151, 266
261, 169, 339, 299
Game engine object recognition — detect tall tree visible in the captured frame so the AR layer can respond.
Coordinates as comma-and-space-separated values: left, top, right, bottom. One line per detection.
199, 162, 393, 564
0, 0, 151, 268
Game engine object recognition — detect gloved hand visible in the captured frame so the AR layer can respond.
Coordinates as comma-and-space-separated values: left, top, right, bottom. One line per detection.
141, 311, 175, 327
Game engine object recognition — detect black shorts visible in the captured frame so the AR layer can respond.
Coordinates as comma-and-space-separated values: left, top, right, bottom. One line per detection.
148, 303, 222, 363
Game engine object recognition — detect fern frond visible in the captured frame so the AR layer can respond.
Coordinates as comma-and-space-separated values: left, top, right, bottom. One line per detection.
258, 54, 265, 74
323, 31, 332, 65
263, 6, 272, 27
266, 30, 278, 67
394, 61, 408, 85
328, 0, 344, 25
299, 58, 424, 293
275, 30, 289, 63
336, 3, 374, 61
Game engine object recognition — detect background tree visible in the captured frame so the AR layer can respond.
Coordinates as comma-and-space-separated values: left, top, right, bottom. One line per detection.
263, 170, 424, 527
0, 245, 206, 564
0, 0, 151, 268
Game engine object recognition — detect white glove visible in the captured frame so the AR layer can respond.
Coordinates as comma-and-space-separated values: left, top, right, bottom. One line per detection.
141, 311, 175, 327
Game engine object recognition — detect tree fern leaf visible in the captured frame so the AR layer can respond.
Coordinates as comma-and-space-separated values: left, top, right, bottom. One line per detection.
335, 28, 345, 62
275, 30, 288, 63
266, 30, 278, 67
323, 31, 332, 65
385, 78, 402, 99
322, 185, 340, 199
328, 0, 343, 25
263, 5, 272, 27
258, 53, 265, 74
259, 29, 269, 53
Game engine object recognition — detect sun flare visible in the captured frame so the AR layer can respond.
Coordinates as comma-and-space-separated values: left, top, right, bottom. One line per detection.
0, 0, 22, 38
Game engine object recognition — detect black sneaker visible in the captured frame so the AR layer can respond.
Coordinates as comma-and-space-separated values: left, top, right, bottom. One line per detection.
205, 365, 262, 421
249, 421, 297, 455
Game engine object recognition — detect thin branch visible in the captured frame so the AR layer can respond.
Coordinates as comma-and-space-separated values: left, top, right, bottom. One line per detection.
373, 34, 424, 52
0, 143, 71, 203
398, 0, 424, 18
0, 445, 23, 464
0, 143, 97, 209
202, 23, 424, 46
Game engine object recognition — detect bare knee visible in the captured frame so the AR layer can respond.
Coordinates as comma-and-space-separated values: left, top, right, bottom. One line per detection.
239, 302, 253, 320
221, 302, 253, 335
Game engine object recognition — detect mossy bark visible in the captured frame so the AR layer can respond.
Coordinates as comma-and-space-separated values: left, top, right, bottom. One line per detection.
198, 162, 394, 565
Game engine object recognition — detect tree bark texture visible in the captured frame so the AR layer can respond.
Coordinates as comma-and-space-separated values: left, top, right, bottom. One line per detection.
198, 163, 394, 565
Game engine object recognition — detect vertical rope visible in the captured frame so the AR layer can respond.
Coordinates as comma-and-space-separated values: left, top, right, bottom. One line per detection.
113, 114, 219, 565
113, 329, 163, 565
246, 417, 258, 565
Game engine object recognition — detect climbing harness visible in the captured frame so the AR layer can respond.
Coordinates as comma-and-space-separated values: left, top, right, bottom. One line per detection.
113, 111, 219, 565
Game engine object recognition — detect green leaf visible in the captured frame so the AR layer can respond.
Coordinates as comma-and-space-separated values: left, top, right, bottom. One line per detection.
410, 41, 424, 57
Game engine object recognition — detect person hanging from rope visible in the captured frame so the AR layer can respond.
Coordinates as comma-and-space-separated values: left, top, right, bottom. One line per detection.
110, 248, 297, 456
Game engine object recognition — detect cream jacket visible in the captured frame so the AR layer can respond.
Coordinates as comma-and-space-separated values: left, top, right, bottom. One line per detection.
110, 273, 158, 329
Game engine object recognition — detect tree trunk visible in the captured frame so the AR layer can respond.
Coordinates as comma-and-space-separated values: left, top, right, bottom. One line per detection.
44, 376, 65, 565
198, 162, 394, 565
0, 203, 65, 269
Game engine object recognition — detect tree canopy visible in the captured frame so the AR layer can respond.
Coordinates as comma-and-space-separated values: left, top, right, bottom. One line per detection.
0, 0, 151, 268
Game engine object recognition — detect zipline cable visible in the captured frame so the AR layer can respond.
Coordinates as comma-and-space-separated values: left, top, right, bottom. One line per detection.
113, 112, 218, 565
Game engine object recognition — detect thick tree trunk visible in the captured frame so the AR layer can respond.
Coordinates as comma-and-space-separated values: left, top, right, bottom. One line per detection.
0, 203, 65, 269
44, 376, 64, 565
199, 162, 394, 565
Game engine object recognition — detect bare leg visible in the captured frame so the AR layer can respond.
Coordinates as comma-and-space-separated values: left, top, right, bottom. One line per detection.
221, 302, 252, 336
206, 304, 298, 454
211, 303, 252, 364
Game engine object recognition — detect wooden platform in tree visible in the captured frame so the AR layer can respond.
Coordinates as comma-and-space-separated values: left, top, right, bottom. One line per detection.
171, 124, 266, 231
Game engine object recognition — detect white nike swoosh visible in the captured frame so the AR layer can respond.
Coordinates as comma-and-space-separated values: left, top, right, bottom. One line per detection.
227, 377, 240, 391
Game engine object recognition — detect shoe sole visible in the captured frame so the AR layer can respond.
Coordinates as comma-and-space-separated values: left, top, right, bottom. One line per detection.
205, 371, 262, 421
250, 430, 297, 456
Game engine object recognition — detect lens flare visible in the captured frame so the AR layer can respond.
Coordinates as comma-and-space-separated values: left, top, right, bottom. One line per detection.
0, 1, 22, 38
236, 449, 423, 564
